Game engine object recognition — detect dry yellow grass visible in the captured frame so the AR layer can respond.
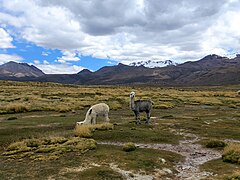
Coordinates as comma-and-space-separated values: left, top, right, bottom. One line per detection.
5, 103, 29, 113
3, 137, 97, 160
154, 102, 175, 109
222, 143, 240, 164
223, 143, 240, 155
92, 123, 114, 130
0, 81, 239, 114
225, 170, 240, 180
74, 123, 114, 137
74, 125, 93, 138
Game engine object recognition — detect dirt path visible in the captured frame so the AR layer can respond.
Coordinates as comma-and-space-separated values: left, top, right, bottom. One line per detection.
98, 133, 221, 180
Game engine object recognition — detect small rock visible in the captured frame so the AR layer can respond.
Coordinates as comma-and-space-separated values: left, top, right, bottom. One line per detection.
159, 158, 166, 164
163, 168, 172, 174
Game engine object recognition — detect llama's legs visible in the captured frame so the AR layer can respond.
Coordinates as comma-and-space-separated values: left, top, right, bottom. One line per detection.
145, 111, 151, 124
134, 111, 141, 124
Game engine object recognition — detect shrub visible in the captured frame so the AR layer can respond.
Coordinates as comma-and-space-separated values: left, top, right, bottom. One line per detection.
93, 123, 114, 131
57, 105, 72, 113
3, 137, 96, 160
154, 102, 175, 109
108, 101, 122, 110
74, 125, 93, 138
225, 171, 240, 180
222, 143, 240, 164
7, 116, 17, 120
122, 142, 136, 152
42, 137, 68, 145
228, 104, 237, 109
5, 103, 29, 113
6, 141, 26, 151
74, 123, 114, 137
205, 140, 226, 149
25, 139, 42, 147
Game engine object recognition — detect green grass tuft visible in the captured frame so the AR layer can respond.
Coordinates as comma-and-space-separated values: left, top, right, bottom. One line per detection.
205, 139, 226, 149
7, 116, 18, 120
3, 137, 97, 160
222, 143, 240, 164
74, 123, 114, 138
225, 171, 240, 180
122, 142, 136, 152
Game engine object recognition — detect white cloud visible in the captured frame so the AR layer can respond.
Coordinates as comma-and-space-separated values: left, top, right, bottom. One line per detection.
1, 0, 240, 64
41, 52, 48, 56
201, 10, 240, 56
34, 63, 85, 74
56, 51, 80, 63
0, 54, 22, 64
43, 60, 50, 65
0, 28, 15, 48
34, 60, 40, 64
1, 0, 85, 50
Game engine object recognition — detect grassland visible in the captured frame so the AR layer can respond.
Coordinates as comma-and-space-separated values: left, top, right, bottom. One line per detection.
0, 81, 240, 179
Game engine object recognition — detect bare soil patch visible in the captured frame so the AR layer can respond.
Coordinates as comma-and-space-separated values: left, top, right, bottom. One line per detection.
98, 132, 221, 180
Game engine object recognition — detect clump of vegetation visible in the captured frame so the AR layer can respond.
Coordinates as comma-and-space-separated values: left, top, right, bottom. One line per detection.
7, 116, 17, 120
94, 123, 114, 131
108, 101, 122, 110
74, 123, 114, 138
122, 142, 136, 152
154, 102, 175, 109
42, 136, 68, 145
74, 125, 94, 138
57, 106, 72, 113
5, 103, 29, 113
205, 139, 226, 149
225, 171, 240, 180
228, 104, 237, 109
2, 137, 96, 160
222, 143, 240, 164
25, 139, 42, 147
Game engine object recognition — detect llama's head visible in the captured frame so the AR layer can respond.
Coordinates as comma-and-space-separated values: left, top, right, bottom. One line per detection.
130, 91, 135, 98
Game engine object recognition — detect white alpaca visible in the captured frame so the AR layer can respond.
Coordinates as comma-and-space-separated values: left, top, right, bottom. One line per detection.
76, 103, 110, 125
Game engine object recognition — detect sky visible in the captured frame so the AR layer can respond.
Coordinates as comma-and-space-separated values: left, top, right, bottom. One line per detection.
0, 0, 240, 74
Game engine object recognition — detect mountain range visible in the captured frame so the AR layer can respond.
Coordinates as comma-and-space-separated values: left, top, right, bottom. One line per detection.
0, 54, 240, 86
129, 60, 178, 68
0, 61, 45, 78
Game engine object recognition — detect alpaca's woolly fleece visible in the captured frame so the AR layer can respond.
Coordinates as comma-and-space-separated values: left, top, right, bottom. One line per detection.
76, 103, 110, 125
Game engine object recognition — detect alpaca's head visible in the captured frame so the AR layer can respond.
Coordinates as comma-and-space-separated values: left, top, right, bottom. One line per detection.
130, 91, 135, 98
76, 121, 84, 126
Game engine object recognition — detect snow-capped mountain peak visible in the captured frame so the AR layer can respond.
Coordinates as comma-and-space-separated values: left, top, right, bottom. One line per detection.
129, 60, 178, 68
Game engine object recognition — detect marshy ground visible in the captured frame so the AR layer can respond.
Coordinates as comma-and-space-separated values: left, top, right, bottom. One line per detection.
0, 81, 240, 179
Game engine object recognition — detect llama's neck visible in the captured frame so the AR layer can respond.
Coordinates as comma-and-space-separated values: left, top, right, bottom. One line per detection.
130, 97, 135, 110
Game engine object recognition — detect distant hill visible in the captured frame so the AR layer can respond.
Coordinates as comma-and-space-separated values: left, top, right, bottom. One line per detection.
0, 54, 240, 86
0, 61, 45, 78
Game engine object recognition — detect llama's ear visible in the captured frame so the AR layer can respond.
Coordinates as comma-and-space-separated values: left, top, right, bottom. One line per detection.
89, 109, 92, 115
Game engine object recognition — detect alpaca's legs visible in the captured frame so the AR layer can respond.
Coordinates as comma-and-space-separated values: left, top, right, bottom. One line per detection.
105, 113, 110, 123
93, 116, 97, 124
90, 115, 96, 124
90, 117, 94, 124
